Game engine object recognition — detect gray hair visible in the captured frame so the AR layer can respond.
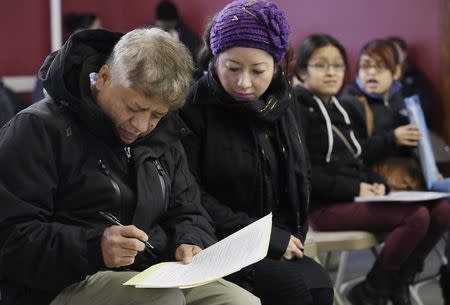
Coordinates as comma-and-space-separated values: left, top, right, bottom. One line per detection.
106, 27, 193, 109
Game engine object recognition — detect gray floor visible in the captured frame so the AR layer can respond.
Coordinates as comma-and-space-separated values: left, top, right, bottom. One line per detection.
327, 238, 447, 305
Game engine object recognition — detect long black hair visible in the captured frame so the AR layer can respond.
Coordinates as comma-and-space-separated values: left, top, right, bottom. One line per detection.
196, 17, 216, 72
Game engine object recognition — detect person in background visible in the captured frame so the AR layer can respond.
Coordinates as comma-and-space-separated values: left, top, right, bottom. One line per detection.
341, 39, 446, 192
294, 33, 450, 305
387, 36, 434, 125
31, 13, 103, 103
340, 39, 423, 191
151, 0, 200, 74
179, 1, 333, 305
390, 35, 450, 305
338, 38, 450, 305
64, 13, 102, 37
387, 38, 450, 305
0, 27, 260, 305
0, 79, 26, 127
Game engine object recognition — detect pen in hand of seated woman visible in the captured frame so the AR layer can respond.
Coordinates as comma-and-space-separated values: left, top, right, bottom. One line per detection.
359, 182, 386, 197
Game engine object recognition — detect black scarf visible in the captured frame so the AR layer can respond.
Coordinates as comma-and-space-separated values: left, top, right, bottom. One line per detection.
206, 66, 309, 231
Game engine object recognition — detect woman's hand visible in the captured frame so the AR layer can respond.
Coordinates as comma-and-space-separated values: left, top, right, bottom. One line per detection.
359, 182, 386, 197
282, 235, 304, 260
394, 124, 421, 147
372, 183, 386, 195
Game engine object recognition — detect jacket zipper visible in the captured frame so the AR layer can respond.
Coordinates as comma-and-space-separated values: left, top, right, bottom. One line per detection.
124, 146, 131, 162
97, 159, 122, 219
293, 123, 310, 231
152, 159, 167, 203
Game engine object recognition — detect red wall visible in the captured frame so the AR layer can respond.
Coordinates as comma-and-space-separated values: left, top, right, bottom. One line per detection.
0, 0, 443, 124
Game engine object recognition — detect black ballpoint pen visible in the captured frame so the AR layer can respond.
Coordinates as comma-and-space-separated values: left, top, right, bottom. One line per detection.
99, 211, 155, 249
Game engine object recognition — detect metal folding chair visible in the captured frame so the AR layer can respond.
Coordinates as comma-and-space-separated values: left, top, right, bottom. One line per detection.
305, 229, 380, 304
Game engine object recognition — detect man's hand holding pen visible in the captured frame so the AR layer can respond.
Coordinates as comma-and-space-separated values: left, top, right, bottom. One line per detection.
99, 211, 203, 267
101, 225, 149, 268
101, 225, 203, 267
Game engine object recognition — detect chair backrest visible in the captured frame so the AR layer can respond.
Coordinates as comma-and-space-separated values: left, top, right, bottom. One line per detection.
305, 230, 379, 253
303, 240, 319, 259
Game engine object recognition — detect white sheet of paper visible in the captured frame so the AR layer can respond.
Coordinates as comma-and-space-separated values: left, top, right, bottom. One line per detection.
355, 191, 449, 203
124, 213, 272, 288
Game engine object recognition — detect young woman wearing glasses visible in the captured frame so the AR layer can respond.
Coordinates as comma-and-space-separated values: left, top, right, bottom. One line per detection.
339, 38, 450, 305
294, 34, 450, 305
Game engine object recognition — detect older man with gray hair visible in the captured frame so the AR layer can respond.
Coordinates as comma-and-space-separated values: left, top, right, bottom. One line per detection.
0, 28, 260, 305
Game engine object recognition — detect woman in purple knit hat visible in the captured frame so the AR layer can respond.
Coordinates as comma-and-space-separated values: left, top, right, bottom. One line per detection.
179, 1, 333, 304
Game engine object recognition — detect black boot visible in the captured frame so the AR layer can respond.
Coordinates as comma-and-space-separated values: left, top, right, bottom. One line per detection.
347, 262, 391, 305
440, 265, 450, 305
389, 259, 423, 305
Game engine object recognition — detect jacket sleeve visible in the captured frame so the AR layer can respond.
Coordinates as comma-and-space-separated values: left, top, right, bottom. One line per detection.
340, 95, 397, 165
161, 142, 217, 253
310, 166, 361, 202
0, 113, 104, 293
178, 105, 290, 259
362, 129, 397, 165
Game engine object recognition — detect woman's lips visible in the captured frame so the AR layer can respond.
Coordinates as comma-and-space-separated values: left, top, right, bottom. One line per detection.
234, 93, 254, 100
365, 79, 379, 89
324, 80, 337, 85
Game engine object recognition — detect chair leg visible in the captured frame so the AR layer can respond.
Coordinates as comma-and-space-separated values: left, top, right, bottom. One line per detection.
407, 236, 448, 305
335, 251, 349, 294
337, 247, 380, 300
370, 246, 379, 258
324, 251, 332, 268
409, 282, 427, 305
438, 234, 448, 265
334, 289, 344, 305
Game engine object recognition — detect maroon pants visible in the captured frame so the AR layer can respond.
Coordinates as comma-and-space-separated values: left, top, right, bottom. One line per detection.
309, 199, 450, 270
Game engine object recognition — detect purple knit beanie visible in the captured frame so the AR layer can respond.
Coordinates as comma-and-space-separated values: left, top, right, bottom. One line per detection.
210, 0, 291, 63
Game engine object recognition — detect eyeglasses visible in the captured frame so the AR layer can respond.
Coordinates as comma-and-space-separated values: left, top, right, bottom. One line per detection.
307, 62, 346, 73
359, 61, 389, 72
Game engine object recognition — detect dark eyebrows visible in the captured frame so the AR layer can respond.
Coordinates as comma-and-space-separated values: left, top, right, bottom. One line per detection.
227, 59, 269, 67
